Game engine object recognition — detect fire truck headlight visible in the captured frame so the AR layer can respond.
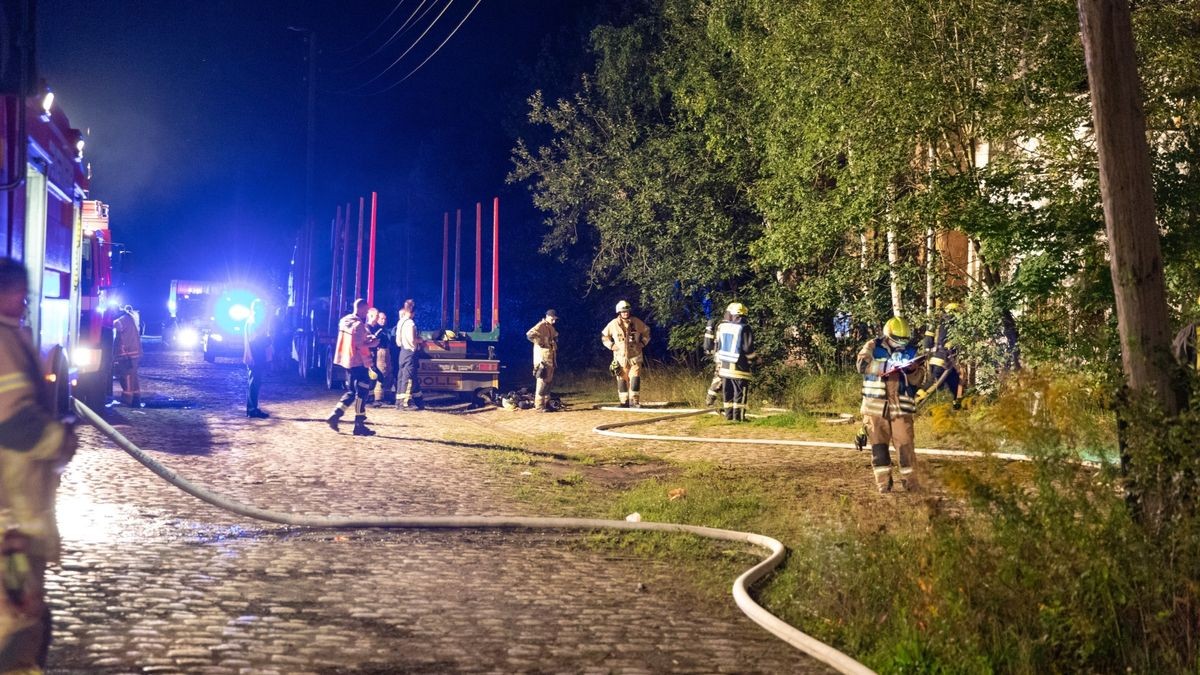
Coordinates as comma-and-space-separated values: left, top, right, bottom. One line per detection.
177, 327, 200, 349
72, 347, 100, 372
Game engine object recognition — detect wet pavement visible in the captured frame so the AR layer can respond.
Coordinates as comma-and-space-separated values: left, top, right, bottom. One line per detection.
48, 347, 829, 674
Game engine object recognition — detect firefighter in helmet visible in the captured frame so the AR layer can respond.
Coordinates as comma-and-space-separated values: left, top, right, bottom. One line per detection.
715, 302, 755, 421
917, 302, 963, 409
326, 298, 379, 436
526, 309, 559, 411
601, 300, 651, 407
856, 316, 924, 493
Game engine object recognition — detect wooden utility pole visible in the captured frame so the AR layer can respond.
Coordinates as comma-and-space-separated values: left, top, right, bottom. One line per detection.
1078, 0, 1179, 414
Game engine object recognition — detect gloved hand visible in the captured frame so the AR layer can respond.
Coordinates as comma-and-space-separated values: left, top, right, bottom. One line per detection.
609, 360, 622, 377
915, 388, 929, 403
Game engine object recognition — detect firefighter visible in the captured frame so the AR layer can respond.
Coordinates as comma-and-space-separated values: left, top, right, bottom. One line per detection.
716, 302, 755, 421
526, 309, 559, 411
113, 304, 142, 406
0, 258, 77, 673
917, 302, 963, 409
395, 299, 425, 411
703, 317, 722, 407
857, 316, 924, 493
601, 300, 651, 407
325, 298, 379, 436
369, 309, 393, 406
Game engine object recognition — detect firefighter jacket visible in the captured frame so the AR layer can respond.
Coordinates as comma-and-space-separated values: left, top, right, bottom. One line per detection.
716, 318, 754, 380
0, 316, 70, 561
526, 319, 558, 367
601, 315, 650, 366
927, 320, 958, 374
334, 313, 377, 369
243, 315, 271, 366
114, 312, 142, 359
856, 337, 920, 419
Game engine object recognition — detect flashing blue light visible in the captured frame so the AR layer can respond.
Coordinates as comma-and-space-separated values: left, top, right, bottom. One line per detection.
213, 289, 259, 334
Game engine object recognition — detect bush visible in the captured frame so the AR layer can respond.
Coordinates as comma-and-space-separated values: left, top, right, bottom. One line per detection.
773, 372, 1199, 673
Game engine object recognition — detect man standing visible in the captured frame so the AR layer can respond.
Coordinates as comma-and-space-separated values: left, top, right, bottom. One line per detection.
702, 318, 722, 407
0, 258, 76, 673
601, 300, 651, 408
369, 310, 392, 406
113, 304, 142, 406
715, 303, 755, 421
243, 298, 272, 419
856, 316, 923, 493
917, 302, 963, 409
326, 299, 378, 436
526, 309, 559, 411
394, 299, 424, 411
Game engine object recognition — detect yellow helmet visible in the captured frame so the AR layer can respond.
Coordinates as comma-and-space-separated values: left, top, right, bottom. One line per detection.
944, 302, 961, 313
726, 302, 747, 317
882, 316, 912, 347
615, 300, 631, 314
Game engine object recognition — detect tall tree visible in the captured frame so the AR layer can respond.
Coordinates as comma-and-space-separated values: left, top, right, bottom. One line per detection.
1078, 0, 1181, 414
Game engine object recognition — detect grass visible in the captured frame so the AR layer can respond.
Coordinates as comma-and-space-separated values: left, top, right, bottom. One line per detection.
471, 364, 1200, 673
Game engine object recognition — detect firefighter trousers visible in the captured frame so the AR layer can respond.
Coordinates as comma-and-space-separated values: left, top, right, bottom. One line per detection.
534, 363, 555, 408
396, 349, 423, 409
335, 366, 370, 418
865, 414, 918, 491
722, 377, 749, 421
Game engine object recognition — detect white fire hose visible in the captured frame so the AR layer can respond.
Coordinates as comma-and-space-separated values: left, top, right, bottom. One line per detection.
72, 398, 875, 675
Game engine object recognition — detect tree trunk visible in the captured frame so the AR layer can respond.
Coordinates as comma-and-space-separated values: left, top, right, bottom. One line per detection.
887, 226, 902, 316
1078, 0, 1180, 415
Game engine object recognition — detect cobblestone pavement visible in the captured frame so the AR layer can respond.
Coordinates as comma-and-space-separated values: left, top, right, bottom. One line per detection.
48, 347, 830, 674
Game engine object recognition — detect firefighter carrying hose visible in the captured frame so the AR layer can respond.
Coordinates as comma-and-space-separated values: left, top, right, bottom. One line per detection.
918, 302, 963, 409
526, 309, 559, 411
326, 298, 379, 436
715, 302, 755, 421
601, 301, 651, 407
856, 316, 924, 493
703, 318, 722, 407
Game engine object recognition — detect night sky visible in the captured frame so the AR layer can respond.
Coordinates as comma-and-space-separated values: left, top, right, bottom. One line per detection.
36, 0, 596, 336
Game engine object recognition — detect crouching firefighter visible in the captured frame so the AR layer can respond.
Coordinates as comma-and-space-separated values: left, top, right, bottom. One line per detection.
856, 316, 924, 493
326, 299, 379, 436
715, 303, 755, 421
601, 301, 651, 407
526, 309, 559, 411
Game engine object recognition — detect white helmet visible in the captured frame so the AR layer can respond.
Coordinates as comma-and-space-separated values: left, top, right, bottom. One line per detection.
615, 300, 631, 313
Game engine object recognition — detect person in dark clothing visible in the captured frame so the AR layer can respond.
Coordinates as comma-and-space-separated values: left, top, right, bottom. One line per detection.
715, 303, 755, 421
395, 299, 424, 411
243, 299, 272, 418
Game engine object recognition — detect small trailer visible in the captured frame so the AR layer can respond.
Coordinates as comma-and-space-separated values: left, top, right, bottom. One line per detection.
416, 200, 502, 405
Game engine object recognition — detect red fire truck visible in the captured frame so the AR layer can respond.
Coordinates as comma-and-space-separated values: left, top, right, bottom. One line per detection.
2, 87, 117, 409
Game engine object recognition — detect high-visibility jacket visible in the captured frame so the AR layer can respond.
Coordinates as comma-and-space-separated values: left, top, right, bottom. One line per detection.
927, 320, 957, 373
856, 338, 919, 418
114, 313, 142, 359
526, 319, 558, 367
334, 313, 376, 369
601, 315, 650, 366
716, 318, 754, 380
0, 316, 69, 561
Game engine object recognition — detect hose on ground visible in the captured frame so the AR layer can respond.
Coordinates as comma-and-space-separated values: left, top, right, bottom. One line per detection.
72, 398, 875, 675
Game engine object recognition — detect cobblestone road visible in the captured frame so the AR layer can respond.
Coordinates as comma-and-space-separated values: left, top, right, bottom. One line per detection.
47, 347, 829, 674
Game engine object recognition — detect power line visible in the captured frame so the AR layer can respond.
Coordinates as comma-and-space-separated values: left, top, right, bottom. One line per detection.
337, 0, 458, 93
369, 0, 485, 95
331, 0, 410, 54
328, 0, 438, 74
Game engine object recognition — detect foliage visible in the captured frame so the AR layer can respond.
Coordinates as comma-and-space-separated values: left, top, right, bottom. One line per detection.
511, 0, 1199, 382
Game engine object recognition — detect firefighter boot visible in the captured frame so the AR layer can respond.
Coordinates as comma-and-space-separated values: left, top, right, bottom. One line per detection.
326, 408, 344, 432
352, 416, 375, 437
705, 392, 717, 407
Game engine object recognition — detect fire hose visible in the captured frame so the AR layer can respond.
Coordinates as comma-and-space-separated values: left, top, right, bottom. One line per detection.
71, 398, 875, 675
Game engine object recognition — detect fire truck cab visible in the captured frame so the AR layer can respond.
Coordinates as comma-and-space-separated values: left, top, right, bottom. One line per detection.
2, 89, 116, 409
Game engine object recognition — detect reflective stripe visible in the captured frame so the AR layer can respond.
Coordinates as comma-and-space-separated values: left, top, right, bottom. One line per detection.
929, 357, 946, 368
716, 322, 744, 363
718, 365, 752, 380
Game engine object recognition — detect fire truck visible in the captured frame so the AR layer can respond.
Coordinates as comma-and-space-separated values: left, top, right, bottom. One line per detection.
2, 81, 117, 408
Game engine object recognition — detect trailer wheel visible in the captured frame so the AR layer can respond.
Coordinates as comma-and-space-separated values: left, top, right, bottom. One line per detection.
472, 387, 498, 408
325, 346, 344, 390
